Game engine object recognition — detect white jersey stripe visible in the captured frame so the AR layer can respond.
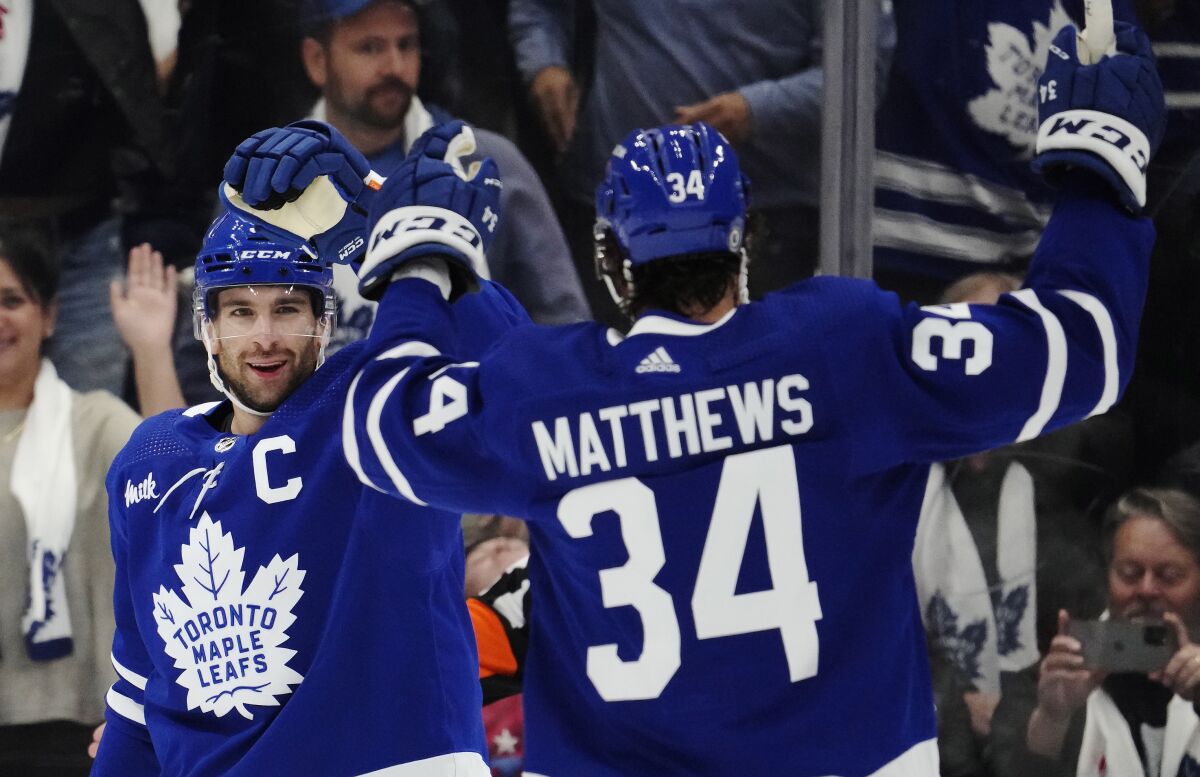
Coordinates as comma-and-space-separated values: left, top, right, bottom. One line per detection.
106, 686, 146, 726
182, 401, 222, 418
344, 373, 386, 494
1011, 289, 1067, 442
366, 369, 429, 506
865, 738, 939, 776
375, 340, 441, 362
110, 653, 148, 690
355, 751, 489, 777
1058, 290, 1119, 418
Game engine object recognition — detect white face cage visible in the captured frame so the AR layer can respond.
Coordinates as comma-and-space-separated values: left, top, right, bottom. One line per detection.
193, 283, 336, 418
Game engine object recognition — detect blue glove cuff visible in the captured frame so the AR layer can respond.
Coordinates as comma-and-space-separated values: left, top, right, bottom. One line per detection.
359, 205, 491, 299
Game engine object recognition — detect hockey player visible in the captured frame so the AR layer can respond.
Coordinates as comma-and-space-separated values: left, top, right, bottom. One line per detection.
92, 210, 527, 775
223, 20, 1165, 776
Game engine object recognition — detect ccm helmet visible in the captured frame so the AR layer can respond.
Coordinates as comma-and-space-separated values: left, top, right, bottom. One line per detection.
193, 210, 336, 415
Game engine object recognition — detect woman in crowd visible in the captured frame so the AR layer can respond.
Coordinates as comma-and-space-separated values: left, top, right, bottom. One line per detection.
0, 230, 140, 776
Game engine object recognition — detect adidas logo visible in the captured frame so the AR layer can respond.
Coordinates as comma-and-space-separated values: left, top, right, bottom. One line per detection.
636, 346, 681, 374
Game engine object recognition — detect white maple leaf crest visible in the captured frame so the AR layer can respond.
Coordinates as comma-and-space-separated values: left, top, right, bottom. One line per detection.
967, 1, 1073, 157
152, 513, 306, 720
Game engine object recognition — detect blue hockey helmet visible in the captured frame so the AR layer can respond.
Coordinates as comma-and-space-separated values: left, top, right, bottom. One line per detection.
192, 209, 336, 339
594, 123, 750, 265
593, 123, 750, 314
193, 210, 337, 415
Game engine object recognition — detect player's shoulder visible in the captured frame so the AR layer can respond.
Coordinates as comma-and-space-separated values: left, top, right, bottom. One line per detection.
758, 274, 900, 324
110, 402, 213, 477
484, 320, 610, 385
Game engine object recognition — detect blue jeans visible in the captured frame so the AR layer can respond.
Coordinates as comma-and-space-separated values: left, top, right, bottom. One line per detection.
47, 218, 128, 396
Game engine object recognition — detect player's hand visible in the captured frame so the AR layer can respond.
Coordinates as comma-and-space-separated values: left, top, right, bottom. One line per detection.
110, 243, 177, 356
1152, 612, 1200, 701
222, 120, 385, 265
359, 120, 503, 301
530, 65, 579, 155
88, 722, 104, 758
1035, 610, 1105, 721
674, 92, 752, 145
1032, 21, 1165, 212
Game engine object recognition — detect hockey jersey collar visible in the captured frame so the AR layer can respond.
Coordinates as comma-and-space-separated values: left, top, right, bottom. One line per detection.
623, 307, 738, 340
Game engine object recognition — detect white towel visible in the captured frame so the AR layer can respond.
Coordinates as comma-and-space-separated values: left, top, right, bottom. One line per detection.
13, 359, 76, 660
913, 460, 1039, 694
1076, 688, 1200, 777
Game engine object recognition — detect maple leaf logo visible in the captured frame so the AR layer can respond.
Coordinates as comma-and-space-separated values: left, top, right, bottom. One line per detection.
967, 1, 1073, 157
927, 593, 988, 681
152, 513, 305, 720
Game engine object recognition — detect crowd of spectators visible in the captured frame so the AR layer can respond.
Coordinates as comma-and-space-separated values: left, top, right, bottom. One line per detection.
1, 0, 1198, 774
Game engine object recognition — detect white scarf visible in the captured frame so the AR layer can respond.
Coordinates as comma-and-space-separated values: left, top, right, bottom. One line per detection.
13, 359, 77, 660
913, 460, 1039, 694
1076, 687, 1200, 777
0, 0, 33, 159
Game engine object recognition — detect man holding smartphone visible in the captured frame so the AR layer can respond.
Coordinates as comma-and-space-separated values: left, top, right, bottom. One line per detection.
992, 487, 1200, 777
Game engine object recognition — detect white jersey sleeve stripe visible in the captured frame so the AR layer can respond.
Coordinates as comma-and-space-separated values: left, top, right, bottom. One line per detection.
106, 686, 146, 726
375, 340, 441, 362
1057, 290, 1119, 418
110, 653, 148, 690
356, 750, 490, 777
344, 373, 386, 494
367, 368, 429, 506
1010, 289, 1067, 442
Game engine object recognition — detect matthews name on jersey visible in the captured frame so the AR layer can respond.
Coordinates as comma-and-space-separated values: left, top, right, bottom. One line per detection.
345, 187, 1153, 776
96, 281, 528, 777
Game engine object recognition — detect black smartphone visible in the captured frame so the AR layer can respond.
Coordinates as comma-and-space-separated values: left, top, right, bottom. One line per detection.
1067, 620, 1178, 673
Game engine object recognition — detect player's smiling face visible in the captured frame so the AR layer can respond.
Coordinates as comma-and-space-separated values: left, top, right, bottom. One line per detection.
317, 1, 421, 131
210, 285, 324, 414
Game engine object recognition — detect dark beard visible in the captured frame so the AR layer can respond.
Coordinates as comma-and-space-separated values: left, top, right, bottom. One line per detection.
216, 349, 318, 413
340, 78, 413, 130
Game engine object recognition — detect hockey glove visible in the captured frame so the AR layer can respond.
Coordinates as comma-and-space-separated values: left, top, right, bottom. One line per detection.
358, 120, 502, 301
1032, 22, 1165, 213
222, 120, 385, 265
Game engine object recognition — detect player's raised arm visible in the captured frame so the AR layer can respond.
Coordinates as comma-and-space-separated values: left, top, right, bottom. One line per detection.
849, 21, 1164, 472
331, 121, 536, 515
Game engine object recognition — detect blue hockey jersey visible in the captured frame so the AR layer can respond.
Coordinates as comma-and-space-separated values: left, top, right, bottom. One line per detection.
346, 188, 1153, 776
94, 283, 529, 777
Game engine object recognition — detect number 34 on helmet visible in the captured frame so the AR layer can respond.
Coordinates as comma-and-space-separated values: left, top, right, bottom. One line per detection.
593, 122, 751, 312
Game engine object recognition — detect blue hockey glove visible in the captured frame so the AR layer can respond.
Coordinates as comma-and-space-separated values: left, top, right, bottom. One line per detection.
1032, 22, 1165, 213
222, 120, 386, 265
358, 120, 502, 301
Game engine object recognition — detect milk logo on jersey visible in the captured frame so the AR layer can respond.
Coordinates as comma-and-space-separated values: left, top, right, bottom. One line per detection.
215, 437, 236, 453
125, 473, 159, 507
152, 513, 305, 720
967, 1, 1072, 156
636, 347, 681, 374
